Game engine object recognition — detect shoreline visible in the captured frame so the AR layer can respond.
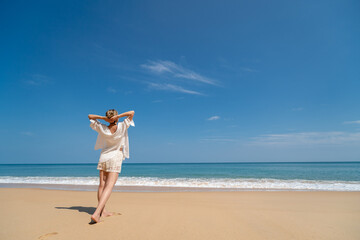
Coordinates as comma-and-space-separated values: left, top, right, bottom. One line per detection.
1, 182, 360, 192
1, 188, 359, 240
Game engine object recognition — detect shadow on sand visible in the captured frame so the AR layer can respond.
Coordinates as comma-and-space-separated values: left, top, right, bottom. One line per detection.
55, 206, 96, 215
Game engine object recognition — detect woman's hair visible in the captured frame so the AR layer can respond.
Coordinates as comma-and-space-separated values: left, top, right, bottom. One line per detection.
106, 109, 118, 119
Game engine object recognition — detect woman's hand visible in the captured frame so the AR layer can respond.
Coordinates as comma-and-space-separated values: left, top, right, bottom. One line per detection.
104, 117, 114, 123
108, 116, 118, 123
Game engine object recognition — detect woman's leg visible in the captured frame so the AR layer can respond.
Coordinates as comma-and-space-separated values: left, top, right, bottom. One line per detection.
91, 171, 119, 222
97, 170, 111, 217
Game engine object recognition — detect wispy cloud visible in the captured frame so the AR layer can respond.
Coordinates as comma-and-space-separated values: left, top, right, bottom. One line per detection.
292, 107, 304, 111
107, 87, 117, 93
240, 67, 257, 72
147, 82, 203, 95
24, 74, 51, 86
199, 137, 239, 142
141, 60, 219, 86
207, 116, 220, 121
249, 131, 360, 146
343, 120, 360, 124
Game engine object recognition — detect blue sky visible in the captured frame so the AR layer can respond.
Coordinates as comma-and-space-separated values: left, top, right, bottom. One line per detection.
0, 0, 359, 163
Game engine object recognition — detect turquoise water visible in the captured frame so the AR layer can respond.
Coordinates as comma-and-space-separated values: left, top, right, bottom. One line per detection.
0, 162, 359, 180
1, 162, 359, 191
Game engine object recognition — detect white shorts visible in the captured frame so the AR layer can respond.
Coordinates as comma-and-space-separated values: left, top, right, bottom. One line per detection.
97, 152, 123, 173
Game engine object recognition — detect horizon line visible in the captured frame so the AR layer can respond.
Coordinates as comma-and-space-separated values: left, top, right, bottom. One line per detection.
1, 161, 359, 165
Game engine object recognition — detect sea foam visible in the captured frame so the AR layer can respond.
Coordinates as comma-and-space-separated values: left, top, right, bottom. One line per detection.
0, 176, 359, 191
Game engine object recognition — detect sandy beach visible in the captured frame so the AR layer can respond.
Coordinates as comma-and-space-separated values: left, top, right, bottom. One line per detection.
0, 188, 359, 240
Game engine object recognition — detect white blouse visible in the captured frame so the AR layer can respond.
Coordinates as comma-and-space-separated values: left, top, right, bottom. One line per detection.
90, 117, 135, 162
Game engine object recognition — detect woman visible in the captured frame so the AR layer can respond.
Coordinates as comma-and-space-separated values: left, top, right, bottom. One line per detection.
88, 109, 135, 224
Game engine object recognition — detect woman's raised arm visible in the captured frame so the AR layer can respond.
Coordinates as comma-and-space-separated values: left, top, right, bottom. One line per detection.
112, 110, 135, 122
88, 114, 113, 123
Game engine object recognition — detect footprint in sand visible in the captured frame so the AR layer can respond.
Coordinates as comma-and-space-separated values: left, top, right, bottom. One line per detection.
111, 212, 122, 216
103, 212, 122, 217
38, 232, 58, 240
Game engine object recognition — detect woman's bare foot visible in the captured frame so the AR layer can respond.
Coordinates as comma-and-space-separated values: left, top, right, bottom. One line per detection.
101, 211, 114, 217
90, 214, 100, 223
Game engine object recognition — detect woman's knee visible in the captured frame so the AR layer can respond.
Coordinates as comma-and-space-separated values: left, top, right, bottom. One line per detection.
99, 182, 106, 188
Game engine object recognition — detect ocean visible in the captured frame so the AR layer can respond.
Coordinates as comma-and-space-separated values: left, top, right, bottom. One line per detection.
0, 162, 359, 191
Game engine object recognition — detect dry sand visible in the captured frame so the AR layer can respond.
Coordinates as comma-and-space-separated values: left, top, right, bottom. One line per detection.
0, 188, 359, 240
